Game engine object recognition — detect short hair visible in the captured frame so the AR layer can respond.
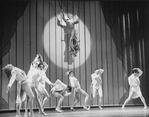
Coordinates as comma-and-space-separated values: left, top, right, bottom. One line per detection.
132, 68, 139, 74
3, 65, 13, 78
67, 85, 72, 92
66, 71, 73, 75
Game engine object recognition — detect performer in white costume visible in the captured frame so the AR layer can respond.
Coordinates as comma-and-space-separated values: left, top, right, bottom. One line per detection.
51, 79, 72, 113
122, 68, 147, 109
35, 61, 53, 115
89, 69, 104, 109
67, 71, 89, 111
27, 54, 53, 115
3, 64, 35, 117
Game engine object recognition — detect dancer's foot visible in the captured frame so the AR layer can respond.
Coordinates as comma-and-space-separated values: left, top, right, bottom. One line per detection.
83, 106, 90, 111
42, 112, 48, 116
55, 108, 63, 113
24, 112, 28, 117
15, 114, 21, 117
99, 106, 102, 110
122, 106, 125, 109
143, 106, 147, 110
29, 112, 34, 117
70, 107, 75, 111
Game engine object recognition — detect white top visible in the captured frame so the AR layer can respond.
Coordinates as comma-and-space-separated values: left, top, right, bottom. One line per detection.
51, 79, 67, 91
8, 67, 27, 88
128, 74, 140, 89
69, 76, 80, 88
91, 73, 102, 88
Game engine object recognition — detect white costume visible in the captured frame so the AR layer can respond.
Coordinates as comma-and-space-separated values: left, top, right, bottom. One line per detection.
128, 74, 142, 99
91, 73, 102, 97
69, 76, 80, 92
7, 67, 27, 103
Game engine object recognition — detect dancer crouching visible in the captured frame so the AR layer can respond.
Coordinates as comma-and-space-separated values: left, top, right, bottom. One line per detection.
51, 79, 72, 113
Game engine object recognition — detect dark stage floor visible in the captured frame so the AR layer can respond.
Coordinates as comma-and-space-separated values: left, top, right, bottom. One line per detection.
0, 106, 149, 117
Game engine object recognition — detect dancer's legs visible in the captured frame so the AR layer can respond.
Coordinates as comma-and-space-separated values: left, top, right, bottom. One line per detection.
22, 82, 35, 116
52, 91, 64, 113
139, 95, 147, 109
78, 88, 89, 110
15, 82, 22, 117
98, 88, 102, 109
71, 89, 80, 110
122, 90, 134, 109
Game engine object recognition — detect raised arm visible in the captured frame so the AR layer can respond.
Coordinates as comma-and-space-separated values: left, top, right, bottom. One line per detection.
43, 62, 48, 72
73, 15, 79, 24
57, 19, 65, 28
137, 68, 143, 77
61, 11, 68, 23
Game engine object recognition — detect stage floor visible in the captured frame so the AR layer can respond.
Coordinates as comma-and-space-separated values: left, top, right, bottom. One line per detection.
0, 106, 149, 117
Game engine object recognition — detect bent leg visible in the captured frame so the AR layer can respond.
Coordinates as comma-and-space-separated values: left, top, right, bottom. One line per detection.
71, 89, 80, 110
52, 92, 64, 113
140, 96, 147, 109
78, 88, 89, 110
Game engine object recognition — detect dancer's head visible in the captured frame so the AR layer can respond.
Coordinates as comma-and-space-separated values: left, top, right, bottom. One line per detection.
132, 68, 139, 76
66, 71, 73, 76
67, 13, 73, 19
3, 64, 14, 78
94, 68, 104, 75
32, 54, 43, 68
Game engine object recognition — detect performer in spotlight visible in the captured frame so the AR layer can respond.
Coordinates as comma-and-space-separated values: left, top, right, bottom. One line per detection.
57, 10, 80, 58
89, 69, 104, 110
3, 64, 35, 117
122, 68, 147, 109
67, 71, 89, 111
51, 79, 72, 113
27, 54, 53, 115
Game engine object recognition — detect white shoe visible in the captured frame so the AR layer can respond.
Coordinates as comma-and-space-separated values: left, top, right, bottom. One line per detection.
144, 106, 147, 109
70, 107, 75, 111
15, 115, 20, 117
55, 108, 63, 113
83, 106, 90, 111
99, 106, 102, 110
122, 106, 125, 109
24, 112, 28, 117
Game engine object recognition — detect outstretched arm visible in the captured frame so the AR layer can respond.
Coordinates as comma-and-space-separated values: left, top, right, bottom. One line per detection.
7, 73, 16, 93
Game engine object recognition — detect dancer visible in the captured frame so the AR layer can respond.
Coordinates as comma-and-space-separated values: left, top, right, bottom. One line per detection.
35, 61, 53, 115
51, 79, 72, 113
27, 54, 53, 115
3, 64, 35, 117
122, 68, 147, 109
67, 71, 89, 111
89, 69, 104, 109
57, 10, 80, 57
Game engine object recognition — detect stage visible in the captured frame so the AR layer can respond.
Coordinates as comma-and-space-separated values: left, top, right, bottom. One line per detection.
0, 106, 148, 117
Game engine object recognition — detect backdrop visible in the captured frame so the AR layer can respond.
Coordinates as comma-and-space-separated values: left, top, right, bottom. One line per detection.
0, 0, 148, 110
